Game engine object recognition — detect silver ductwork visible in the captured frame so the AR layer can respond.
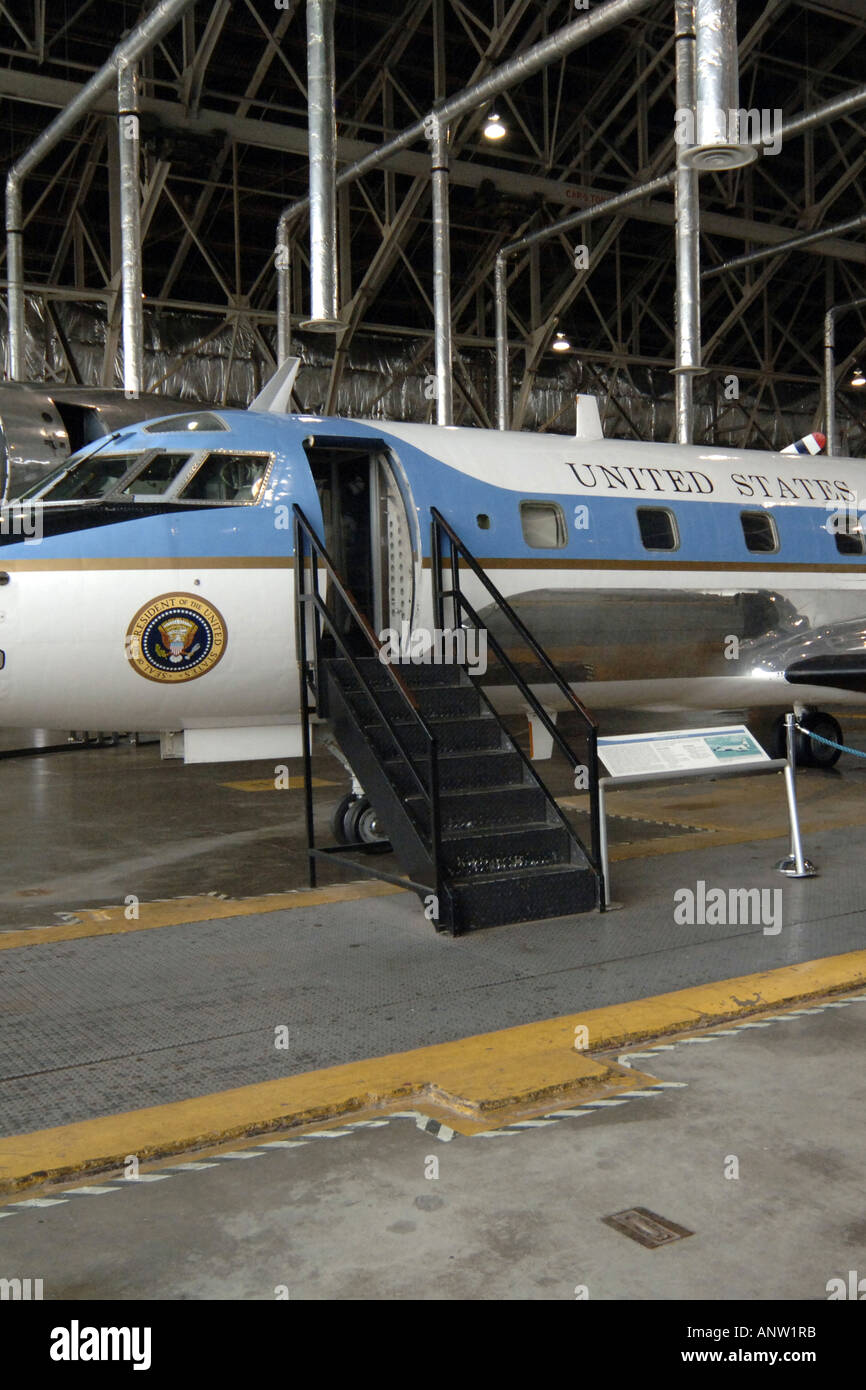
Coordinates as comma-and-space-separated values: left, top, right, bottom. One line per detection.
276, 223, 292, 365
6, 0, 197, 382
301, 0, 342, 332
683, 0, 757, 171
118, 59, 143, 399
493, 173, 676, 431
702, 211, 866, 281
276, 0, 659, 365
429, 117, 453, 427
494, 257, 509, 433
673, 0, 703, 444
825, 309, 837, 459
824, 299, 866, 458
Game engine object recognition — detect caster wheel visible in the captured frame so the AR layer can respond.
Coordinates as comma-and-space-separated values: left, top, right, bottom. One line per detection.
344, 796, 390, 852
798, 712, 843, 769
331, 793, 360, 845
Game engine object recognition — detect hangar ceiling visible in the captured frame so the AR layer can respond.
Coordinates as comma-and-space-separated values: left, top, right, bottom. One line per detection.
1, 0, 865, 448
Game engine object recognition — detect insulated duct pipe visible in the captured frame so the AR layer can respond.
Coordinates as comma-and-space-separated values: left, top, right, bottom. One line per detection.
275, 0, 659, 362
775, 84, 866, 144
6, 0, 197, 381
673, 0, 702, 444
428, 116, 453, 426
302, 0, 341, 331
493, 172, 676, 431
682, 0, 757, 171
702, 211, 866, 280
824, 298, 866, 458
118, 59, 143, 398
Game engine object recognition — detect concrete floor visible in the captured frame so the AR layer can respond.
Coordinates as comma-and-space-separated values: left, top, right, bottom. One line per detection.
2, 998, 864, 1301
3, 715, 866, 1136
3, 715, 866, 1308
1, 710, 863, 932
4, 807, 866, 1137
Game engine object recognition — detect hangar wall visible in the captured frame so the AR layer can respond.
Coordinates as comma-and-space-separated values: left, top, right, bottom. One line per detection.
0, 294, 845, 453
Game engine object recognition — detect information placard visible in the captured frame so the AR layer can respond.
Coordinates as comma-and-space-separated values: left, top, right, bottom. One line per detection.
598, 724, 769, 780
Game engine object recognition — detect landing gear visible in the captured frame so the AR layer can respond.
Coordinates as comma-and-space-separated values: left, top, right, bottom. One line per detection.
344, 796, 390, 851
331, 793, 390, 851
798, 712, 843, 768
771, 711, 842, 768
331, 792, 360, 844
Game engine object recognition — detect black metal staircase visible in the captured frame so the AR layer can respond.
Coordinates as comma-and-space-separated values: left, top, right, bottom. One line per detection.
293, 504, 605, 934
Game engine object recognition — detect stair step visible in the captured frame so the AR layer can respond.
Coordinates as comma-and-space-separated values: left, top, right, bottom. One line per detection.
346, 683, 481, 723
407, 784, 547, 834
364, 715, 505, 758
327, 655, 468, 692
384, 748, 524, 794
442, 823, 572, 876
448, 863, 596, 931
319, 641, 599, 932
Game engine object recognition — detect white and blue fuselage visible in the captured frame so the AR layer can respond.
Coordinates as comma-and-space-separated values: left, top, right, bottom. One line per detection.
1, 407, 865, 761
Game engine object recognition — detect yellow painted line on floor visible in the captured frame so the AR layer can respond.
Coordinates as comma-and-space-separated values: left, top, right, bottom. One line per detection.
0, 881, 407, 952
3, 947, 866, 1194
220, 776, 337, 791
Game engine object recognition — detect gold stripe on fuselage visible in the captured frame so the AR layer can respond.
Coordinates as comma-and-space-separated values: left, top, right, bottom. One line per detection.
0, 555, 862, 575
0, 556, 294, 572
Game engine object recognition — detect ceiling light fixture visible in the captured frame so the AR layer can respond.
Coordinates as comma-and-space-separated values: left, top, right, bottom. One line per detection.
552, 332, 571, 352
851, 366, 866, 388
484, 112, 506, 140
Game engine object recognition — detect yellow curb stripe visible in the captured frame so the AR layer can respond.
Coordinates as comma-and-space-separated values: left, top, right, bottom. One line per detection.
0, 881, 407, 951
3, 947, 865, 1194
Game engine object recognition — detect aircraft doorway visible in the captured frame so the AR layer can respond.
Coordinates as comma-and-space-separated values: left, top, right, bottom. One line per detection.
303, 439, 415, 645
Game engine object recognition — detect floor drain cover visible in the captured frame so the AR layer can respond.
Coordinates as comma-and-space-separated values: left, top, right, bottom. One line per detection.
602, 1207, 693, 1249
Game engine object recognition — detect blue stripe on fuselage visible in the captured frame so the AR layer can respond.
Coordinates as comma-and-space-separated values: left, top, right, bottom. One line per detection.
1, 409, 861, 567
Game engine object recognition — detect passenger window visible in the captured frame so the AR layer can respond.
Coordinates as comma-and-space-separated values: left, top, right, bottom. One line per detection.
520, 500, 566, 549
741, 510, 778, 553
831, 508, 866, 556
178, 452, 272, 504
637, 507, 678, 551
118, 452, 194, 497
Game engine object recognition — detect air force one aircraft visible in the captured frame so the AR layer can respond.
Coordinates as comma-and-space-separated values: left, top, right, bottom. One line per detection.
1, 376, 865, 776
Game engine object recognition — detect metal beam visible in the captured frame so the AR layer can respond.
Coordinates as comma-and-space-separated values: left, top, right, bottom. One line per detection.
5, 0, 198, 380
3, 68, 865, 266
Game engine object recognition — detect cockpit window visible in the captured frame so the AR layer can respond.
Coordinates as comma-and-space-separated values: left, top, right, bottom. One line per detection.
177, 451, 272, 504
144, 412, 228, 434
117, 452, 194, 497
39, 454, 142, 502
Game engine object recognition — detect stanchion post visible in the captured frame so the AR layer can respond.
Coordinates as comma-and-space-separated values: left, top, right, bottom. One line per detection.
776, 712, 818, 878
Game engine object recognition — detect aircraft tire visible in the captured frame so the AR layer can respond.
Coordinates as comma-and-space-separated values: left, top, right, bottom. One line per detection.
344, 796, 390, 852
331, 793, 359, 845
798, 712, 843, 769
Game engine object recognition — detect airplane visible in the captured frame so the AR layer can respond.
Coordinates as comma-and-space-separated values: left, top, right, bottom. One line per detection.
1, 364, 865, 837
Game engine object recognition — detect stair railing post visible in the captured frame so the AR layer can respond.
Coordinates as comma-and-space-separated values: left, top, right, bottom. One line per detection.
428, 731, 446, 932
431, 515, 445, 632
294, 513, 317, 888
449, 534, 460, 633
587, 724, 606, 909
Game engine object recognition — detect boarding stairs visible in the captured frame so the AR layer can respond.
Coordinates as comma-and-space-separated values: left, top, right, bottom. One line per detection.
293, 505, 605, 934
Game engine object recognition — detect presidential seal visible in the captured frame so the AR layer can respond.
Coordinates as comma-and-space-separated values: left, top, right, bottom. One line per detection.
125, 593, 227, 683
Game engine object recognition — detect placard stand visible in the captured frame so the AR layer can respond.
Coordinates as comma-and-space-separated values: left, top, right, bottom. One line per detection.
597, 716, 817, 905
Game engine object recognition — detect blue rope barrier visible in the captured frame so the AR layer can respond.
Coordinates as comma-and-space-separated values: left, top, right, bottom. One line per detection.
795, 724, 866, 760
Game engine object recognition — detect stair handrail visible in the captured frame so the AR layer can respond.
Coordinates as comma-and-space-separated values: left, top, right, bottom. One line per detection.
430, 507, 605, 904
293, 504, 443, 907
